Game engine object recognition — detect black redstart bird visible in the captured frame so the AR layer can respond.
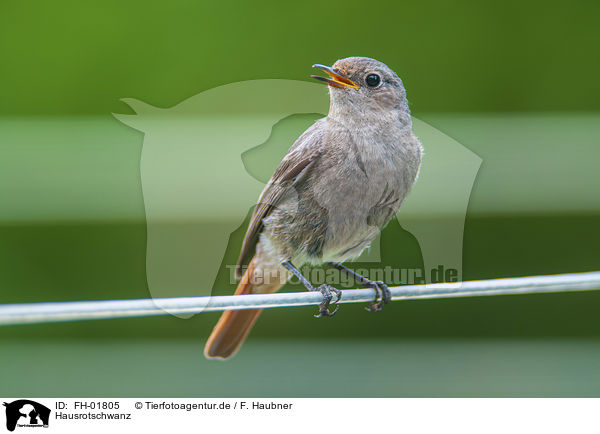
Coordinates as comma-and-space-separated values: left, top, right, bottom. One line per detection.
205, 57, 423, 359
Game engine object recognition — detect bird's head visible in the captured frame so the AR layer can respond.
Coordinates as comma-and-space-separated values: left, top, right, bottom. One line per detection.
312, 57, 410, 126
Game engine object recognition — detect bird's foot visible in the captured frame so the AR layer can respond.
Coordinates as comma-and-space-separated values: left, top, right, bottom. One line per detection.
364, 281, 391, 312
312, 284, 342, 318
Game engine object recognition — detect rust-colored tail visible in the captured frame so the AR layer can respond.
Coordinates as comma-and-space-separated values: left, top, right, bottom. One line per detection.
204, 257, 283, 359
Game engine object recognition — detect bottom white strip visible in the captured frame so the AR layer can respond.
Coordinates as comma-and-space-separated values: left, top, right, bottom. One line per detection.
1, 398, 598, 433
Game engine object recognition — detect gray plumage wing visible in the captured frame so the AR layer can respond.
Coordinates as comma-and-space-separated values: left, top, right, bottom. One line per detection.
235, 123, 325, 278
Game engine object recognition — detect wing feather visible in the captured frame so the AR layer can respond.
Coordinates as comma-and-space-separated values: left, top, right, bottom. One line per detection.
235, 125, 325, 278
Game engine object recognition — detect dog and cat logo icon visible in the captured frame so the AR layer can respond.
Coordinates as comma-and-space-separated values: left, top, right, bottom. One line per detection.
3, 400, 50, 431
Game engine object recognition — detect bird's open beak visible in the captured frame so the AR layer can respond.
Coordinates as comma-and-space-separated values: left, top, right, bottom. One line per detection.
311, 64, 359, 89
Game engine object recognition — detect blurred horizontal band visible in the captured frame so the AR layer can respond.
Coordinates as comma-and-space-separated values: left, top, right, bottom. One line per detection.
0, 271, 599, 326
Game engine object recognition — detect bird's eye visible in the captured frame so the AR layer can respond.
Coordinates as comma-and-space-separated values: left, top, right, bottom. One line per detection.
365, 73, 381, 87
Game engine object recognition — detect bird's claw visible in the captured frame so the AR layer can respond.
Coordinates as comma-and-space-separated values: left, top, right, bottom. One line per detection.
313, 284, 342, 318
365, 281, 391, 312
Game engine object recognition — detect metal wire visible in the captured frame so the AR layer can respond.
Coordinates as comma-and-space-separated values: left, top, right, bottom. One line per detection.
0, 271, 599, 326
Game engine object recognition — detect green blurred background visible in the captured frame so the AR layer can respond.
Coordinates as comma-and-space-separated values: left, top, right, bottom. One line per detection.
1, 0, 599, 397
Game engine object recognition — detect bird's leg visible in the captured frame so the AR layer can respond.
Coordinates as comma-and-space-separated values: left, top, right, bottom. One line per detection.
282, 261, 342, 318
330, 262, 391, 312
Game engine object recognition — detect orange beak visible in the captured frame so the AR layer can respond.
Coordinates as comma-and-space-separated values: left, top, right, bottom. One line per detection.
311, 64, 360, 89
